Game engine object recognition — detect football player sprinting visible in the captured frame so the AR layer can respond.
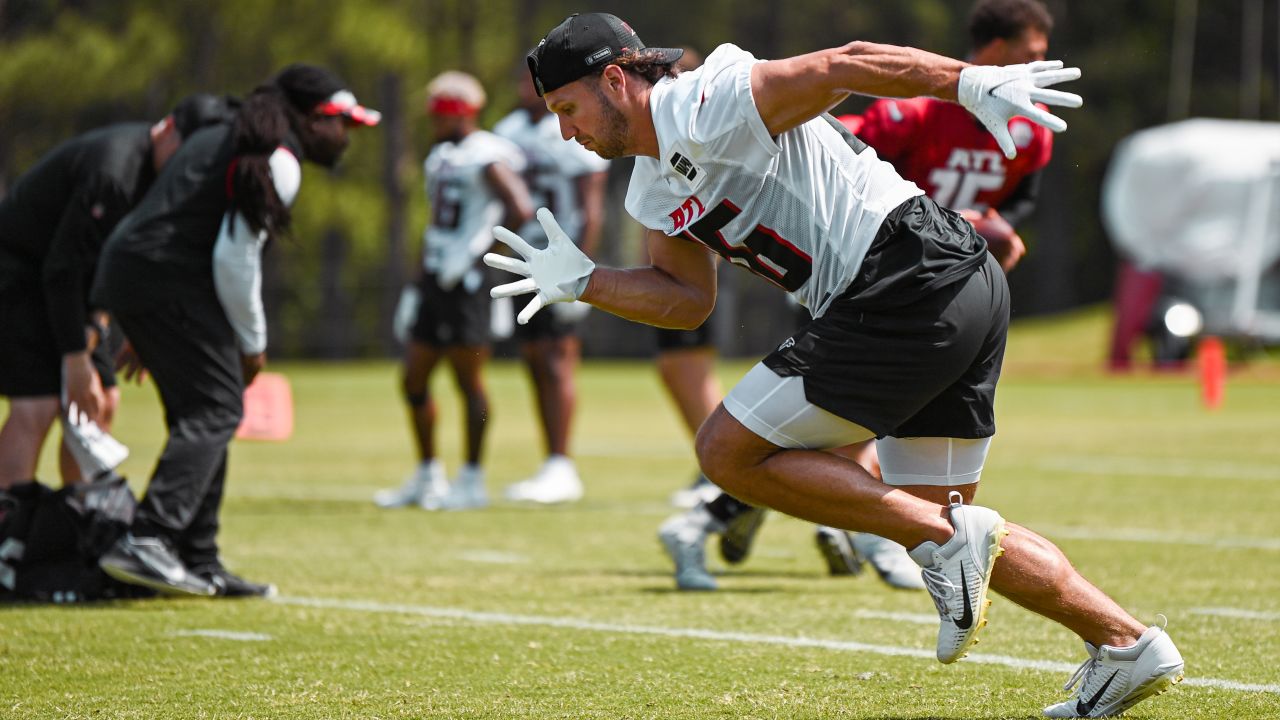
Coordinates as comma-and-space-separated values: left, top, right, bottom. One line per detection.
487, 13, 1184, 718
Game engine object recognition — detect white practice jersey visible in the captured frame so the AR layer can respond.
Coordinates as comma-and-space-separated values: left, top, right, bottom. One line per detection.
422, 130, 526, 272
625, 44, 923, 317
494, 109, 609, 247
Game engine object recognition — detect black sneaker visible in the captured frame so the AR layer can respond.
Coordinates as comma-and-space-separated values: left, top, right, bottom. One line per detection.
717, 506, 767, 565
99, 534, 216, 596
198, 567, 277, 598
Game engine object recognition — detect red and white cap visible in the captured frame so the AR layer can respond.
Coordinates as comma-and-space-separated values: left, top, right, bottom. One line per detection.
315, 90, 382, 126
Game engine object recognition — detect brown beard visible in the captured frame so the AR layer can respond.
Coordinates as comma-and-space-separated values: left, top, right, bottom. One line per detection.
586, 82, 630, 159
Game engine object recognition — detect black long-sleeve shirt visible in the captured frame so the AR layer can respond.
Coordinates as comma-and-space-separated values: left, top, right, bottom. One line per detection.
0, 123, 154, 354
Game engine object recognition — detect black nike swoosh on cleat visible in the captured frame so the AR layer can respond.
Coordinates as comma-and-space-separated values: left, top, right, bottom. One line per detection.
1076, 671, 1119, 716
955, 564, 974, 629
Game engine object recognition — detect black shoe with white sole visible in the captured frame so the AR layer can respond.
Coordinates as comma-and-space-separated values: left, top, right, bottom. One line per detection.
99, 534, 216, 597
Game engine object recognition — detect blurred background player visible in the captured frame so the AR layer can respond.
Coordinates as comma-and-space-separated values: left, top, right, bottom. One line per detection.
493, 64, 609, 504
376, 71, 533, 511
839, 0, 1055, 274
0, 94, 232, 492
94, 65, 379, 597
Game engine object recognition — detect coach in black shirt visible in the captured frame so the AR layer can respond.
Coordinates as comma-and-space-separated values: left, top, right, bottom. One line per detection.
93, 65, 379, 598
0, 95, 232, 491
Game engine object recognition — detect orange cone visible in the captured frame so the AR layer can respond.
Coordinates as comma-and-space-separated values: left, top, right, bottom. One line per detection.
1197, 336, 1226, 410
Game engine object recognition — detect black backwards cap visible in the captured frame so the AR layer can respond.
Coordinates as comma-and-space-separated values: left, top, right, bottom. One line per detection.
273, 64, 381, 126
170, 93, 236, 138
527, 13, 683, 97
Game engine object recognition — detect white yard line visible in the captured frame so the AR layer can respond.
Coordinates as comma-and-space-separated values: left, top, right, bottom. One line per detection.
273, 596, 1280, 695
171, 629, 273, 641
1191, 607, 1280, 622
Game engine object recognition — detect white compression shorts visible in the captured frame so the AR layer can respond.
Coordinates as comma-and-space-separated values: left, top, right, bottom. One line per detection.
722, 362, 992, 487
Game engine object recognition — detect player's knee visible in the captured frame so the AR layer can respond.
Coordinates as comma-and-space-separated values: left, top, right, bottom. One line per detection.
694, 410, 748, 486
404, 390, 428, 408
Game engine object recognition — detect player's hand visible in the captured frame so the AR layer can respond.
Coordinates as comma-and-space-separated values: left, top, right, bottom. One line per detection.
963, 208, 1025, 272
392, 284, 421, 344
63, 351, 105, 423
958, 61, 1082, 159
114, 340, 148, 384
486, 208, 595, 325
241, 352, 266, 385
438, 247, 473, 292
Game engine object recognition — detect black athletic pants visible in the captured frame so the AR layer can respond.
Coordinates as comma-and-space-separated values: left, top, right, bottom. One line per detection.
113, 288, 243, 571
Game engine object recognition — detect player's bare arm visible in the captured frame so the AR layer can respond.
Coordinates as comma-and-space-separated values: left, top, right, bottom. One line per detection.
485, 161, 535, 231
573, 171, 608, 258
752, 42, 1082, 159
579, 228, 717, 330
751, 42, 967, 137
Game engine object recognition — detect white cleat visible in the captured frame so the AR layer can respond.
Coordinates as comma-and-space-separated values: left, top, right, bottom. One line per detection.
852, 533, 925, 590
504, 457, 584, 504
435, 465, 487, 511
658, 507, 722, 591
908, 491, 1007, 663
1043, 620, 1184, 718
374, 462, 447, 509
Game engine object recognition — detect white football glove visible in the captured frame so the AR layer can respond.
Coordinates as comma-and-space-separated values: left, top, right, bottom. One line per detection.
486, 208, 595, 325
392, 284, 421, 344
958, 60, 1083, 159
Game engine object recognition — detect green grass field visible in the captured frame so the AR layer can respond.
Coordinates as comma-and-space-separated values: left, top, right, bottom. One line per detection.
4, 307, 1280, 719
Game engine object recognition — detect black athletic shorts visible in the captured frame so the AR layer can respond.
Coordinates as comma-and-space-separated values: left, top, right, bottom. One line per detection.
0, 272, 117, 397
654, 323, 714, 353
410, 271, 491, 348
763, 198, 1007, 439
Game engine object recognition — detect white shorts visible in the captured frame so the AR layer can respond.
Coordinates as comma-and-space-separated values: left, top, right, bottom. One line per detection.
723, 363, 991, 487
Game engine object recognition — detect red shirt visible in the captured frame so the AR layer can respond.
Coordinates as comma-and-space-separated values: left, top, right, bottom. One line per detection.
839, 97, 1053, 212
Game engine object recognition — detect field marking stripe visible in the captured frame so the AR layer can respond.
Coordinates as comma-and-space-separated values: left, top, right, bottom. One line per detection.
171, 629, 273, 641
1191, 607, 1280, 621
274, 596, 1280, 695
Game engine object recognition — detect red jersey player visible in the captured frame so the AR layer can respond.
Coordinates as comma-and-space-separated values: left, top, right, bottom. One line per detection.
840, 0, 1056, 272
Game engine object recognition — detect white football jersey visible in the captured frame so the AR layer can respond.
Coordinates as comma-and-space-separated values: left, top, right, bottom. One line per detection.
422, 130, 526, 272
625, 44, 922, 317
494, 108, 609, 246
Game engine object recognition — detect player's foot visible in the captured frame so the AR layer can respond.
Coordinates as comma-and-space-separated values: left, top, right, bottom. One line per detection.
196, 565, 278, 598
813, 526, 863, 576
437, 465, 488, 510
907, 492, 1007, 663
99, 534, 216, 596
1043, 621, 1184, 718
718, 505, 767, 565
374, 462, 447, 509
658, 507, 722, 591
668, 472, 719, 509
852, 533, 925, 589
504, 456, 583, 504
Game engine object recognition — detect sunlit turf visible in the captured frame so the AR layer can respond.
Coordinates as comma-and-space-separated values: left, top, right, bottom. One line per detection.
3, 306, 1279, 718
